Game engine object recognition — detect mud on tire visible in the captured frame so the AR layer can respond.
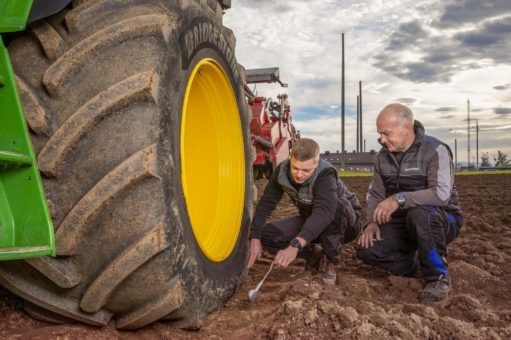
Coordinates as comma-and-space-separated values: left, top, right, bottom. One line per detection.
0, 0, 252, 329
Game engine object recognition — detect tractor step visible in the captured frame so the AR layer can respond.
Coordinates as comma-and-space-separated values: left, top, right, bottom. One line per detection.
0, 246, 53, 260
0, 150, 32, 169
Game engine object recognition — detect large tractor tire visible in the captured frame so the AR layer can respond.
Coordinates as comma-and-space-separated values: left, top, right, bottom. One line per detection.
0, 0, 252, 329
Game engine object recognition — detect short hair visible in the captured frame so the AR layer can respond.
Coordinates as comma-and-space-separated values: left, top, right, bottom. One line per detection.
290, 138, 320, 161
381, 103, 414, 125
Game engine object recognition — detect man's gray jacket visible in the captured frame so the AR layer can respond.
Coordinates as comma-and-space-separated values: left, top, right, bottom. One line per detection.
366, 120, 462, 224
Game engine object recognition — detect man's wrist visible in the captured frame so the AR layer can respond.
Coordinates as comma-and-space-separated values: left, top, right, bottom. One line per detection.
363, 221, 377, 230
395, 193, 406, 208
289, 238, 303, 251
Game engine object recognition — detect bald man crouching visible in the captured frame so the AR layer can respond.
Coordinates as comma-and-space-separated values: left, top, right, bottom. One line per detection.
357, 103, 464, 302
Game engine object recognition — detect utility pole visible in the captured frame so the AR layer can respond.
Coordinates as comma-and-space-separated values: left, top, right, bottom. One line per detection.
359, 81, 363, 152
454, 138, 458, 171
356, 95, 359, 152
476, 119, 479, 169
341, 33, 345, 169
467, 99, 470, 167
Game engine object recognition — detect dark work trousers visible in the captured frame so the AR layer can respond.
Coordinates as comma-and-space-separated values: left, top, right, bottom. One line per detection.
260, 197, 360, 263
357, 206, 461, 281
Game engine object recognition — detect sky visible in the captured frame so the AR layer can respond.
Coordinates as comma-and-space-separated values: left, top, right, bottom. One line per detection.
224, 0, 511, 164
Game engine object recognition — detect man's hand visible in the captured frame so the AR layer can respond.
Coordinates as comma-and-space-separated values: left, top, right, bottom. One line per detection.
273, 246, 299, 268
357, 222, 381, 248
373, 195, 399, 225
247, 238, 262, 269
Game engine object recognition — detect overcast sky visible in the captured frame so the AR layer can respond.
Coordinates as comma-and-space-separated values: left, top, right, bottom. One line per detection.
224, 0, 511, 164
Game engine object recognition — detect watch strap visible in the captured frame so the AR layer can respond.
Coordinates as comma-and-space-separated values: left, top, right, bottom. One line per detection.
290, 238, 302, 251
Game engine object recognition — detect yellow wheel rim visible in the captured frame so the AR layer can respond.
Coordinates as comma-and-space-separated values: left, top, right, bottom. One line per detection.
181, 58, 245, 262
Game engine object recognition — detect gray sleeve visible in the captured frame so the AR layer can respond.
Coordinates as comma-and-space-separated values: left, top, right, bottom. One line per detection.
366, 156, 386, 223
403, 144, 453, 208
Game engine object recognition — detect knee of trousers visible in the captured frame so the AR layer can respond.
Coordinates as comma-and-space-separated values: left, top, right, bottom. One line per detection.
260, 223, 286, 242
406, 206, 433, 229
356, 246, 376, 264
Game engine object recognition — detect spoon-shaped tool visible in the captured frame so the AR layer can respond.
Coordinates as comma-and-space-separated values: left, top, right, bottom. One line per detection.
248, 262, 274, 302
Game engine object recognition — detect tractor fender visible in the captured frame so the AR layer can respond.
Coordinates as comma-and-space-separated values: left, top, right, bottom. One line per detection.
28, 0, 72, 24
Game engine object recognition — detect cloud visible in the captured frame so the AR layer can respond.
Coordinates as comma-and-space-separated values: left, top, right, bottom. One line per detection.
386, 22, 428, 50
296, 78, 337, 90
436, 0, 511, 28
479, 123, 511, 131
436, 107, 456, 112
494, 107, 511, 115
393, 97, 416, 105
494, 83, 511, 90
439, 114, 456, 120
372, 4, 511, 83
455, 16, 511, 49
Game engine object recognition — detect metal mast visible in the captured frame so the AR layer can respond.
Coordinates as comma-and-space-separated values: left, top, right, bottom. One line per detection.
356, 95, 360, 152
454, 139, 458, 171
476, 119, 479, 169
467, 99, 470, 167
341, 33, 345, 167
359, 81, 363, 152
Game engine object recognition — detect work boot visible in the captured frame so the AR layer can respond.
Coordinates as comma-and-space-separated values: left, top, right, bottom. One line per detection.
419, 275, 452, 302
320, 256, 337, 286
304, 244, 323, 273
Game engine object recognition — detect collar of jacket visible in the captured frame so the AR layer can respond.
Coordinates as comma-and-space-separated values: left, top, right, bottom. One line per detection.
379, 120, 426, 154
277, 158, 329, 191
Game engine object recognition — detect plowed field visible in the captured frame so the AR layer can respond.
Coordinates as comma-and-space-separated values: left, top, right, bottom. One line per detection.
1, 174, 510, 339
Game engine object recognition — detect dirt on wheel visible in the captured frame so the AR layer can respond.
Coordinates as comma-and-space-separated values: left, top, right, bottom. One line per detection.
1, 174, 510, 339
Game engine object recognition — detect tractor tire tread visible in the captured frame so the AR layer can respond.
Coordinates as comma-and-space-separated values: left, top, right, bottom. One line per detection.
55, 144, 159, 255
37, 71, 159, 177
0, 264, 112, 326
80, 221, 169, 313
14, 75, 50, 136
42, 13, 174, 97
26, 257, 81, 288
31, 20, 65, 60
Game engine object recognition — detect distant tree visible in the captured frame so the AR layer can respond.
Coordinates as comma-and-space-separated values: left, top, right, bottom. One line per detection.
495, 151, 510, 167
481, 152, 490, 167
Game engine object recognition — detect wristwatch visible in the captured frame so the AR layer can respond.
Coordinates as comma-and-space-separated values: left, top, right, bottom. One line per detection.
396, 193, 406, 208
290, 238, 302, 251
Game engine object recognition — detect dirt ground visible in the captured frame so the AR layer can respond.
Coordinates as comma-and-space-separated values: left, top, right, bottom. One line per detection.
1, 174, 510, 339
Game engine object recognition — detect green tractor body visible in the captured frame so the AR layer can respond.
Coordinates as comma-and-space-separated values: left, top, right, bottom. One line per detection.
0, 0, 56, 260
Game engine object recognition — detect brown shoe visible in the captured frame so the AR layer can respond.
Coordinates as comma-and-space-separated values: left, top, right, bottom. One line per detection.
321, 256, 337, 286
419, 275, 452, 302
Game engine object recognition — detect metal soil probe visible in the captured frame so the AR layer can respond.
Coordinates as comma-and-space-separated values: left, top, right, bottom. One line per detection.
248, 262, 274, 302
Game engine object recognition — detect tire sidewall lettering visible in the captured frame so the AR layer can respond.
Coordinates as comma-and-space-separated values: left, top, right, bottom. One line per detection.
179, 18, 241, 84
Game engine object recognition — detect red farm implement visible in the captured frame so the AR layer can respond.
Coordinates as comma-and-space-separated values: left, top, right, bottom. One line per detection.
245, 68, 299, 179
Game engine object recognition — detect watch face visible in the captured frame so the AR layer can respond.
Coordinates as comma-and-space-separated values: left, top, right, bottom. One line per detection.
397, 193, 405, 206
290, 239, 301, 249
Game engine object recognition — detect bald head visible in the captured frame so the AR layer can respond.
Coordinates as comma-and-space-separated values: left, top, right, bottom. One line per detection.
377, 103, 414, 127
376, 103, 415, 152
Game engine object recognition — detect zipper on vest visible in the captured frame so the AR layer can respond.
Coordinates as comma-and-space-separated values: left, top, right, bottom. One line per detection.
388, 151, 401, 192
396, 146, 415, 191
